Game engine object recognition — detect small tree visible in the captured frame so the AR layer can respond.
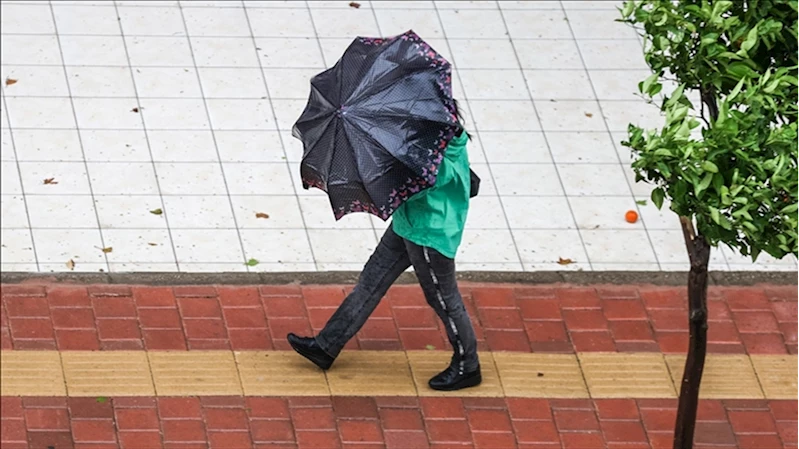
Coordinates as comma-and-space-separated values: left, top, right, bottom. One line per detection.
619, 1, 798, 448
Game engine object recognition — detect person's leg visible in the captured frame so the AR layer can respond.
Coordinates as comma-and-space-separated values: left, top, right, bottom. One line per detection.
313, 224, 411, 359
405, 241, 480, 389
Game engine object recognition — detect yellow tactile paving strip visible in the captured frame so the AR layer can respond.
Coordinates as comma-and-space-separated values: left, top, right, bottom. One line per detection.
493, 353, 588, 398
149, 351, 242, 396
0, 350, 795, 399
579, 353, 677, 398
62, 351, 154, 397
750, 355, 799, 399
1, 351, 66, 396
665, 355, 764, 399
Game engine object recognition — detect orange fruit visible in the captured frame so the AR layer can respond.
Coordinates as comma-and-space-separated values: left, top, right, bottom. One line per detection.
625, 210, 639, 223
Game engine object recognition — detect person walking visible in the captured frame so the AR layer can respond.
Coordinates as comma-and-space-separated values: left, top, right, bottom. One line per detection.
288, 111, 481, 391
288, 31, 481, 391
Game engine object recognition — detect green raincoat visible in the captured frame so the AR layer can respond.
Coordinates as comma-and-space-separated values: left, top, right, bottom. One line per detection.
391, 132, 471, 259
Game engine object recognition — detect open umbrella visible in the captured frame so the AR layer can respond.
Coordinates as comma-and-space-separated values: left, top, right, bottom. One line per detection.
292, 30, 462, 221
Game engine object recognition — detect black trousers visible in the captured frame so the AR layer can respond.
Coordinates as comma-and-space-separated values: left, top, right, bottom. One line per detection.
315, 224, 479, 372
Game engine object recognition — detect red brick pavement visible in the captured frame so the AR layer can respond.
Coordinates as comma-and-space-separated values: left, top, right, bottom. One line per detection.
0, 396, 795, 449
0, 284, 795, 354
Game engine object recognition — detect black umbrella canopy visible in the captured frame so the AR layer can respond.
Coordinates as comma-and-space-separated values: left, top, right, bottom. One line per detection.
292, 30, 462, 221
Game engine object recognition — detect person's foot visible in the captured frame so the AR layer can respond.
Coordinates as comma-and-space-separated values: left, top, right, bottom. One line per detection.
428, 364, 481, 391
287, 333, 335, 371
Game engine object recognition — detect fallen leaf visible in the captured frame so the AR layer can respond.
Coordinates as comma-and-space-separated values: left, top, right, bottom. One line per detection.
131, 107, 139, 113
246, 258, 259, 267
147, 242, 158, 246
66, 259, 75, 270
636, 200, 648, 206
5, 77, 17, 86
43, 177, 58, 185
557, 257, 574, 265
149, 208, 163, 215
584, 112, 593, 118
425, 344, 436, 350
349, 1, 361, 7
255, 212, 270, 219
96, 397, 107, 403
101, 247, 113, 253
537, 372, 544, 377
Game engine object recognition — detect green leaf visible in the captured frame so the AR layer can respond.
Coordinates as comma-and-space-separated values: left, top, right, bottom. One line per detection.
640, 73, 660, 96
701, 161, 719, 173
654, 148, 673, 157
636, 199, 648, 206
710, 0, 733, 22
728, 78, 746, 101
425, 344, 436, 350
709, 206, 721, 225
740, 24, 759, 52
651, 188, 665, 209
781, 204, 799, 214
149, 208, 163, 215
621, 1, 635, 17
695, 173, 714, 198
727, 62, 758, 79
245, 258, 259, 267
96, 397, 107, 403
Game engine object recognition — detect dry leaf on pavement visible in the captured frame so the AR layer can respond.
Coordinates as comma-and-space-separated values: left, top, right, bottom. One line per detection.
349, 2, 361, 7
66, 259, 75, 270
150, 208, 163, 215
5, 77, 17, 86
255, 212, 270, 219
557, 257, 574, 265
101, 247, 113, 253
584, 112, 593, 118
43, 178, 58, 185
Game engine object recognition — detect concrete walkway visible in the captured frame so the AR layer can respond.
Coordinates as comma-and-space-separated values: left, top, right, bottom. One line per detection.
2, 0, 796, 274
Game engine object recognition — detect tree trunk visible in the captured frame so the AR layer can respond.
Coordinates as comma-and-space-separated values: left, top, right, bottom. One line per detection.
673, 216, 712, 449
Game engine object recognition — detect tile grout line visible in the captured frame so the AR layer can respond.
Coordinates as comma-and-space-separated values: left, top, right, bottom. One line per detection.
495, 4, 593, 271
175, 1, 250, 271
3, 1, 624, 11
0, 95, 41, 271
46, 0, 111, 273
0, 63, 663, 71
1, 94, 696, 104
2, 126, 655, 132
0, 32, 644, 41
2, 95, 674, 102
560, 2, 668, 272
113, 0, 181, 273
242, 0, 320, 272
432, 0, 526, 271
366, 0, 390, 245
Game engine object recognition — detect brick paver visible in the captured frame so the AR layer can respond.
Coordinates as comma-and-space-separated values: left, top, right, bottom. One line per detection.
1, 284, 795, 354
1, 282, 796, 448
0, 396, 795, 449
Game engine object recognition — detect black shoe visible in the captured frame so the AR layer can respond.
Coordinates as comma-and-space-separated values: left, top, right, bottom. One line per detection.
428, 364, 482, 391
287, 333, 335, 371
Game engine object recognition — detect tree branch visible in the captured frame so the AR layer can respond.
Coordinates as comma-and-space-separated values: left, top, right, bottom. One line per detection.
700, 87, 719, 122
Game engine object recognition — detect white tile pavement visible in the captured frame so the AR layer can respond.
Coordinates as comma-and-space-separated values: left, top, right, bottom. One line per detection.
0, 0, 795, 273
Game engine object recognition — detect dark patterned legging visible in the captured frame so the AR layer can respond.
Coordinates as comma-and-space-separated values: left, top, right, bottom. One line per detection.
315, 224, 479, 373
